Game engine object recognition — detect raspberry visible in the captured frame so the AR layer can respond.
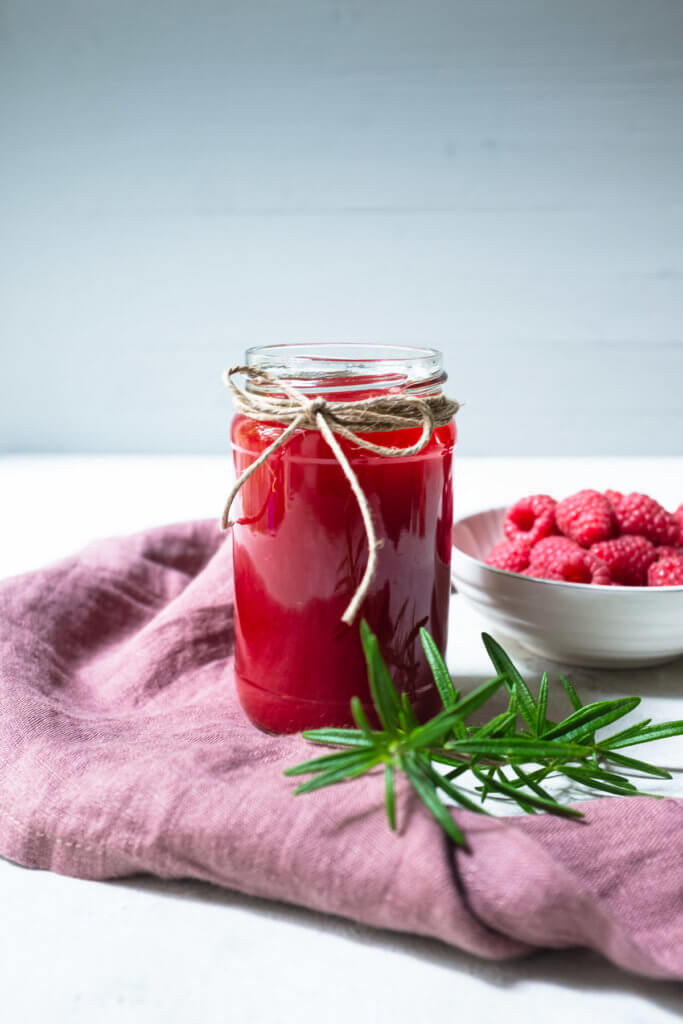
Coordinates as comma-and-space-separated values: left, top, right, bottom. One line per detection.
676, 504, 683, 532
648, 557, 683, 587
555, 489, 615, 547
612, 492, 680, 546
485, 537, 532, 573
528, 549, 611, 586
605, 489, 624, 510
654, 545, 683, 562
590, 535, 657, 586
504, 495, 557, 545
528, 536, 582, 573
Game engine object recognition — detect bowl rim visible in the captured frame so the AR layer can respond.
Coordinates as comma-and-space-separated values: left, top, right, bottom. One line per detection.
452, 506, 683, 594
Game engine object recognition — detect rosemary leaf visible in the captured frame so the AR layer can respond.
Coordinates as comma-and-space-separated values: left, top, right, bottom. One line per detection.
302, 727, 378, 748
536, 673, 549, 737
360, 619, 402, 736
559, 674, 583, 712
447, 674, 506, 719
511, 761, 557, 803
384, 763, 396, 830
400, 691, 420, 731
285, 621, 683, 845
561, 767, 641, 796
482, 632, 537, 730
419, 627, 459, 709
599, 749, 671, 779
543, 697, 641, 743
403, 757, 466, 845
350, 696, 374, 739
599, 718, 652, 747
472, 763, 584, 818
601, 721, 683, 749
284, 746, 378, 777
420, 759, 490, 816
293, 753, 382, 794
448, 737, 592, 760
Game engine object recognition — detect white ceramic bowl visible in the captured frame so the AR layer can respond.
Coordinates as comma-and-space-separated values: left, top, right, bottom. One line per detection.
451, 507, 683, 668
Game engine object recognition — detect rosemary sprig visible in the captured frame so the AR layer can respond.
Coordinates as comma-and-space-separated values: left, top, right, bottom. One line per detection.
284, 621, 683, 844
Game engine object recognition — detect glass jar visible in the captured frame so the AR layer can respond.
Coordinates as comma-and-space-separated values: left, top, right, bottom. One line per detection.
230, 344, 456, 733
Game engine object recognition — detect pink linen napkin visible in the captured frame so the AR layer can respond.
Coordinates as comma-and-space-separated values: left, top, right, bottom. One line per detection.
0, 520, 681, 979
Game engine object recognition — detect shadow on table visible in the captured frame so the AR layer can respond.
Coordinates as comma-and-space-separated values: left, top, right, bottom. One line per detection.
110, 874, 683, 1012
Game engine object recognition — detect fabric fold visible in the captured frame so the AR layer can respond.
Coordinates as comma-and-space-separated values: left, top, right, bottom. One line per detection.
0, 520, 680, 979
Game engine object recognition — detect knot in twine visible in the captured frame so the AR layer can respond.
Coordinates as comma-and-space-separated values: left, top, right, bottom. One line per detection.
221, 365, 460, 625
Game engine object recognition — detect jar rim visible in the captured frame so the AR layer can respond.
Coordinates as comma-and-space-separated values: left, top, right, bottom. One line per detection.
244, 343, 445, 397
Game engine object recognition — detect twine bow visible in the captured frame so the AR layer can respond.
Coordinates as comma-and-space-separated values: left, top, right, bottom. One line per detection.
221, 365, 460, 625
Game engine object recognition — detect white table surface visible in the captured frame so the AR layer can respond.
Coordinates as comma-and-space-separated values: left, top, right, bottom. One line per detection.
1, 454, 682, 1022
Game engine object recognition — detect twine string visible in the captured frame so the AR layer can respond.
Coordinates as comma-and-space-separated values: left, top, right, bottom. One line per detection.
221, 365, 460, 625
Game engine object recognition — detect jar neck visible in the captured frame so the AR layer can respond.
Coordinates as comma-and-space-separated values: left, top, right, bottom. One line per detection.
244, 344, 446, 400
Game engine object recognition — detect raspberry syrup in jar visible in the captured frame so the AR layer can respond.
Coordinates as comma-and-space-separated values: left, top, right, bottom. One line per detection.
231, 344, 456, 733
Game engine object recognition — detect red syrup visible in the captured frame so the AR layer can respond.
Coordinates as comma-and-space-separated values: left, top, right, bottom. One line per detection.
231, 383, 456, 734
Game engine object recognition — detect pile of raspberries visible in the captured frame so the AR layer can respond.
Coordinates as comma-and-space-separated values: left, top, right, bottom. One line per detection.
486, 491, 683, 586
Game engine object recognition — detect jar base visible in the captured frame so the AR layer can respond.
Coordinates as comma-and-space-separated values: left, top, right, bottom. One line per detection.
235, 670, 442, 735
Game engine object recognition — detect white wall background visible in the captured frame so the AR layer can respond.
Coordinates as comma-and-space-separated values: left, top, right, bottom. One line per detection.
1, 0, 682, 456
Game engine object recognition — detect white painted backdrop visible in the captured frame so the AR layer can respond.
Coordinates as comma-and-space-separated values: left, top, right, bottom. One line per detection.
2, 0, 682, 455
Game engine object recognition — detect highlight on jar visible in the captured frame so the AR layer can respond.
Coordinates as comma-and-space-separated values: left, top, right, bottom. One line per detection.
220, 344, 460, 734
